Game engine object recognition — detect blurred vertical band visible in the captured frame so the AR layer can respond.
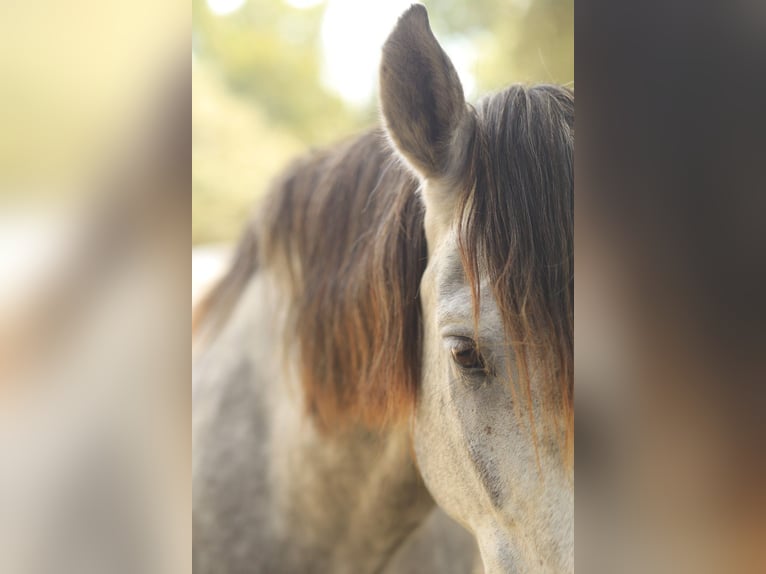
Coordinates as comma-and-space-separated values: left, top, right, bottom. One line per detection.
577, 0, 766, 572
0, 2, 190, 573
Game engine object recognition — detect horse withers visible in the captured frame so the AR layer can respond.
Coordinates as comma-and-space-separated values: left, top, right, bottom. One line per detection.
193, 5, 573, 573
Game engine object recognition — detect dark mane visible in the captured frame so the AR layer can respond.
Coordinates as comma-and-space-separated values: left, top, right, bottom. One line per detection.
195, 85, 574, 438
459, 84, 574, 449
195, 130, 427, 428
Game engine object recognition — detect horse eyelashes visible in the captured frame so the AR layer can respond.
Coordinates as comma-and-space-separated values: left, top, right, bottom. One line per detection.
450, 338, 487, 372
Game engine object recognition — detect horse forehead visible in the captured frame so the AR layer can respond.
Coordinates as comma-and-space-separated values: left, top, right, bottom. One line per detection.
432, 243, 504, 337
434, 245, 465, 293
430, 245, 469, 317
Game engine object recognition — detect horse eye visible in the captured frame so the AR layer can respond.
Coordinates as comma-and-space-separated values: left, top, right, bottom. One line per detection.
451, 339, 485, 371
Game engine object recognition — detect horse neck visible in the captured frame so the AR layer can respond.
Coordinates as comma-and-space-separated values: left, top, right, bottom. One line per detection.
271, 410, 434, 572
194, 269, 434, 574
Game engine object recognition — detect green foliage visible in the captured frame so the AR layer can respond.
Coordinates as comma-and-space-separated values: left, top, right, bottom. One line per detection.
193, 61, 305, 244
192, 0, 573, 244
193, 0, 360, 144
424, 0, 573, 89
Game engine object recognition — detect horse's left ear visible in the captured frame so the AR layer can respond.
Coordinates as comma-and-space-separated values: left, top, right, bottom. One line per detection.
379, 4, 468, 180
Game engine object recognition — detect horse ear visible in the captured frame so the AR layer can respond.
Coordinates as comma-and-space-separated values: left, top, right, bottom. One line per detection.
379, 4, 467, 180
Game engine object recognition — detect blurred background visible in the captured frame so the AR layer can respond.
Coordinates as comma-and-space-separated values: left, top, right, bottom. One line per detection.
0, 3, 572, 572
192, 0, 573, 246
1, 1, 763, 573
0, 2, 189, 573
0, 0, 188, 307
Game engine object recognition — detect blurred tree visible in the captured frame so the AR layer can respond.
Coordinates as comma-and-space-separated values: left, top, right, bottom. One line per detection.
193, 0, 359, 144
427, 0, 573, 89
193, 60, 305, 244
504, 0, 573, 85
192, 0, 573, 244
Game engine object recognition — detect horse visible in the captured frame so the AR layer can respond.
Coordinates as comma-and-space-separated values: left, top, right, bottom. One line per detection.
192, 5, 573, 573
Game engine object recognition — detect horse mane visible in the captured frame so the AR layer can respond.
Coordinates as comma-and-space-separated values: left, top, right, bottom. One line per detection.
458, 84, 574, 454
194, 130, 427, 429
195, 85, 573, 443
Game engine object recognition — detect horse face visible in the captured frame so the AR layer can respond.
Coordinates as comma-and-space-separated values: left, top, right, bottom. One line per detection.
380, 6, 573, 573
414, 233, 573, 574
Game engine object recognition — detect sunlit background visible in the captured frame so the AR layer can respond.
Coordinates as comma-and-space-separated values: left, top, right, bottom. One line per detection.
192, 0, 573, 247
0, 0, 188, 306
0, 2, 190, 573
1, 2, 762, 573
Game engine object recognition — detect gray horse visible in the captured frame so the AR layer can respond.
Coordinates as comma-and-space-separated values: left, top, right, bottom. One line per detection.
193, 5, 573, 573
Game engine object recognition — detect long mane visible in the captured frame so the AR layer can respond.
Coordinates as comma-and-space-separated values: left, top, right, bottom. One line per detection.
194, 130, 427, 428
459, 85, 574, 451
195, 85, 574, 440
